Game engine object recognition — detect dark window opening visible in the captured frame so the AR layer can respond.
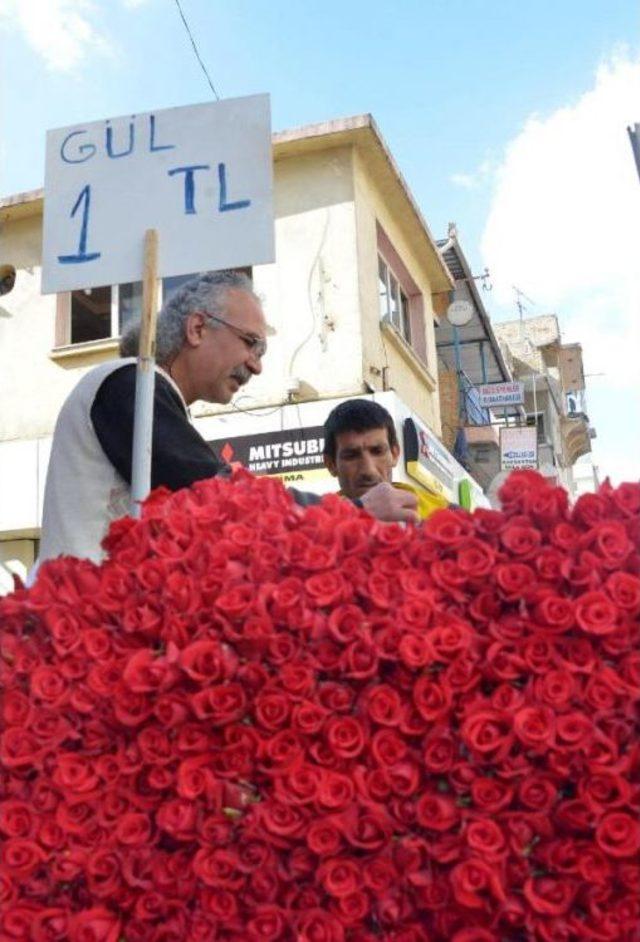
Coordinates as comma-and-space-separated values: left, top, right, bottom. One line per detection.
71, 286, 111, 344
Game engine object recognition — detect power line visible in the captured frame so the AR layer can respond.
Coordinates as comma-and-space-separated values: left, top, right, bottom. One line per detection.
172, 0, 221, 101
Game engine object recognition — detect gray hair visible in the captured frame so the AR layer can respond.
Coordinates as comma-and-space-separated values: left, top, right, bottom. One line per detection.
119, 270, 259, 363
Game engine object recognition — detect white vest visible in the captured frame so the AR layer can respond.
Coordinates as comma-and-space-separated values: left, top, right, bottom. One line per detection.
36, 359, 187, 570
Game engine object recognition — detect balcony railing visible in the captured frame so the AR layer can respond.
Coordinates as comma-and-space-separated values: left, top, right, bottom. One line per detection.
459, 372, 491, 426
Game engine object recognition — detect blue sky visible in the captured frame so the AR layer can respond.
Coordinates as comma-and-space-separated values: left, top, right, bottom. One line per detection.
1, 0, 639, 484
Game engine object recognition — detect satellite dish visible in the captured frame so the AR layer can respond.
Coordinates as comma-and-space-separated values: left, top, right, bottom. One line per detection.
446, 299, 473, 326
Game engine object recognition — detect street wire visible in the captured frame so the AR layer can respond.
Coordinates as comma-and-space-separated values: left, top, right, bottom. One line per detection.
172, 0, 221, 101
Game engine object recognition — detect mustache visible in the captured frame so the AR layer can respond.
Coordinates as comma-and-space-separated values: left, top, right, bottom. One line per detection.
230, 366, 252, 386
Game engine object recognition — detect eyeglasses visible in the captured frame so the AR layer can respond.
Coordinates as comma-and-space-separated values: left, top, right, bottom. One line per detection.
200, 312, 267, 359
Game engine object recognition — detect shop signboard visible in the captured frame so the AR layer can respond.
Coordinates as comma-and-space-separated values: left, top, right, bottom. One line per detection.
207, 426, 331, 486
477, 381, 524, 408
500, 426, 538, 470
403, 418, 456, 501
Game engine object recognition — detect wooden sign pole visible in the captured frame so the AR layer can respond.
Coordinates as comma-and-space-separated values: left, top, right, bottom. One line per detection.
130, 229, 159, 518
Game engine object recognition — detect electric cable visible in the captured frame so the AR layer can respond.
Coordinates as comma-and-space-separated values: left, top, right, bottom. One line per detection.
172, 0, 221, 100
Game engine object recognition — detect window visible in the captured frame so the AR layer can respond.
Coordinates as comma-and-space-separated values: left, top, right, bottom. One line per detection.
526, 412, 547, 444
60, 269, 253, 347
70, 283, 141, 344
378, 255, 411, 344
59, 272, 220, 347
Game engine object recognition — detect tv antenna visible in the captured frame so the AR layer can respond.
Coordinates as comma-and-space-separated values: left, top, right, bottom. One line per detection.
512, 285, 536, 322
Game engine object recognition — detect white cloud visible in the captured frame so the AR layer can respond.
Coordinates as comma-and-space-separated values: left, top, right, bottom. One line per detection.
0, 0, 113, 71
450, 158, 494, 190
481, 51, 640, 484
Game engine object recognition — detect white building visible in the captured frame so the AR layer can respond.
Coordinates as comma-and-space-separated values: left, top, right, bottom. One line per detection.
0, 115, 487, 590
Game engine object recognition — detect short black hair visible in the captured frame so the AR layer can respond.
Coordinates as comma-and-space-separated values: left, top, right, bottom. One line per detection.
323, 399, 398, 461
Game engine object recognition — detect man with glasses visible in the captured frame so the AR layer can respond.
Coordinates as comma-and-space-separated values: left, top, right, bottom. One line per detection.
37, 271, 416, 570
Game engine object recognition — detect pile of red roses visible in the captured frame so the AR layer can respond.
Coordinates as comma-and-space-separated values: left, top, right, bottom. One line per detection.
1, 469, 639, 942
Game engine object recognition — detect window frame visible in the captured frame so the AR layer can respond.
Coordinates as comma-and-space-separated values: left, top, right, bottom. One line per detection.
378, 253, 412, 345
56, 273, 210, 349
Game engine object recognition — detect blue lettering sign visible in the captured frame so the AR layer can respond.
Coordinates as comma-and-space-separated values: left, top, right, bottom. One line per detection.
168, 164, 210, 214
60, 130, 96, 164
149, 114, 176, 153
106, 119, 135, 159
57, 184, 101, 265
218, 162, 251, 212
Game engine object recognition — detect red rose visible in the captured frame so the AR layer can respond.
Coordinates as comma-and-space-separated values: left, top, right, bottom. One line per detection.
294, 909, 344, 942
215, 583, 255, 617
262, 730, 305, 772
521, 636, 558, 674
398, 632, 433, 668
513, 706, 556, 752
331, 890, 370, 925
590, 522, 633, 568
596, 812, 640, 858
53, 754, 99, 794
452, 931, 498, 942
246, 905, 287, 941
430, 560, 468, 599
415, 792, 459, 832
255, 802, 307, 841
425, 509, 473, 546
606, 571, 640, 613
422, 729, 456, 773
305, 571, 350, 607
533, 669, 576, 710
501, 523, 542, 558
316, 770, 355, 811
306, 819, 343, 856
523, 876, 576, 915
364, 684, 403, 726
0, 801, 34, 839
413, 677, 452, 722
518, 776, 557, 812
67, 908, 121, 942
461, 709, 513, 761
31, 908, 69, 941
456, 539, 496, 578
535, 595, 575, 633
450, 857, 506, 908
324, 716, 366, 759
370, 729, 406, 766
340, 639, 379, 680
465, 818, 507, 861
1, 838, 47, 878
191, 683, 247, 725
494, 563, 535, 598
178, 639, 238, 683
471, 778, 513, 812
193, 847, 244, 889
427, 621, 473, 661
275, 766, 319, 806
575, 591, 619, 635
318, 857, 361, 897
43, 606, 83, 655
254, 691, 291, 731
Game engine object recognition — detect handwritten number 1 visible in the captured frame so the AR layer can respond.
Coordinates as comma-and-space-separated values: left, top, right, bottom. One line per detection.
57, 185, 101, 265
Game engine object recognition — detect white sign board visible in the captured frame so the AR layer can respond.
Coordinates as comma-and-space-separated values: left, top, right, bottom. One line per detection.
42, 95, 274, 294
477, 381, 524, 408
500, 426, 538, 470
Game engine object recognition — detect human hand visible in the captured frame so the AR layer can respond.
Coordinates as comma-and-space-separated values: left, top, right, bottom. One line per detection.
359, 482, 419, 524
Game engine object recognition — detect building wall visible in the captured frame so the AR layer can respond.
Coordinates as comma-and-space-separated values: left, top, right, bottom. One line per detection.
0, 214, 121, 442
352, 150, 441, 436
437, 370, 459, 452
0, 135, 452, 578
192, 145, 364, 419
